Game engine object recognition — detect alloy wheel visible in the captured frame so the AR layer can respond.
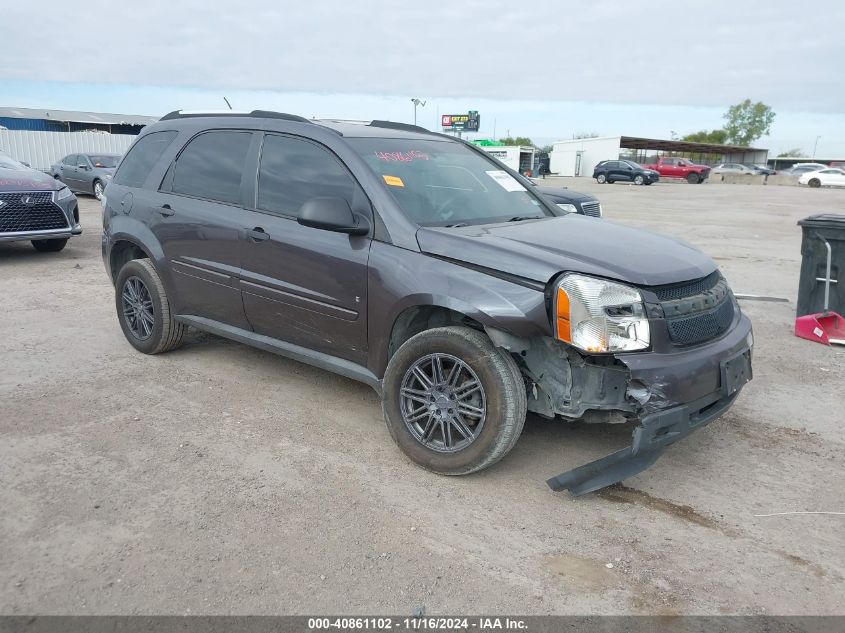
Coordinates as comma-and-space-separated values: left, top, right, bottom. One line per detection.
121, 276, 155, 340
399, 353, 487, 453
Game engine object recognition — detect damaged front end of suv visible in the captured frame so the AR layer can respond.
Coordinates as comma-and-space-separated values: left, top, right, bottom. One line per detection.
488, 269, 753, 495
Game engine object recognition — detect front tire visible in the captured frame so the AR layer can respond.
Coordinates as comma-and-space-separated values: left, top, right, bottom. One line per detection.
31, 238, 68, 252
687, 173, 701, 184
808, 178, 821, 188
382, 326, 527, 476
634, 174, 644, 185
93, 180, 105, 200
596, 174, 606, 184
115, 258, 185, 354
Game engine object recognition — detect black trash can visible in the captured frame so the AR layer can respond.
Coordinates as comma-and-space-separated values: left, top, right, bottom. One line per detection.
796, 214, 845, 317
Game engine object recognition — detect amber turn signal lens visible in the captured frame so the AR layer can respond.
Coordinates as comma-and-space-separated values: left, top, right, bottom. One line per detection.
556, 286, 571, 343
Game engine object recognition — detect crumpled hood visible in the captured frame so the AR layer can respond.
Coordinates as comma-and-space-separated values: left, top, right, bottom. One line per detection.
416, 214, 717, 287
0, 166, 62, 192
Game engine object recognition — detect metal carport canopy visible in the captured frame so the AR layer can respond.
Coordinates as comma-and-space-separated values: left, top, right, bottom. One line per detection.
619, 135, 765, 155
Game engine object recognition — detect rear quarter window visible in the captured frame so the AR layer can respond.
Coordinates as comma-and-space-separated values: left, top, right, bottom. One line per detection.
113, 131, 178, 188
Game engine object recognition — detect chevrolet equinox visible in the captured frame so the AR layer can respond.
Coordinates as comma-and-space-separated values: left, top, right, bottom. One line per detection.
102, 111, 753, 495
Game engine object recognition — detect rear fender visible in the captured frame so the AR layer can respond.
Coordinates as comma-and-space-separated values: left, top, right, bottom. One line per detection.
106, 215, 173, 294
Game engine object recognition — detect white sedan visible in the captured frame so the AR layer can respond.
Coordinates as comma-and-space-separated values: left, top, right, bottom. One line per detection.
799, 168, 845, 188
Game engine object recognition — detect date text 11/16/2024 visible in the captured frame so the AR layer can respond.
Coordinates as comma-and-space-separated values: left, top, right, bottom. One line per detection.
307, 617, 528, 631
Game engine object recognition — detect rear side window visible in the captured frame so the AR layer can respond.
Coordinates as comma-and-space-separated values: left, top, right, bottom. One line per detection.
257, 134, 355, 216
114, 131, 178, 188
171, 131, 252, 205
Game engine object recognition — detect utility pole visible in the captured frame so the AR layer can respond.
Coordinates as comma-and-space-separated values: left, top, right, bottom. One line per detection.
411, 98, 426, 126
813, 135, 821, 158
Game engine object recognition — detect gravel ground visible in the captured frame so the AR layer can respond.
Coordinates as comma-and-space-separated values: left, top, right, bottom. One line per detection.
1, 181, 843, 615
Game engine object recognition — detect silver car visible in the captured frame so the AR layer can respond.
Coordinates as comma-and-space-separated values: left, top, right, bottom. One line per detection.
712, 163, 758, 175
51, 153, 120, 200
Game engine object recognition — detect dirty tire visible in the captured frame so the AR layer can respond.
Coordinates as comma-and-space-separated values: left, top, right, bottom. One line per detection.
808, 178, 821, 188
31, 238, 68, 252
115, 258, 185, 355
634, 174, 644, 185
687, 173, 700, 184
382, 326, 527, 476
596, 174, 606, 184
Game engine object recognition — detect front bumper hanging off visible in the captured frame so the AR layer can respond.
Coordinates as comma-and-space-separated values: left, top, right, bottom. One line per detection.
547, 346, 752, 496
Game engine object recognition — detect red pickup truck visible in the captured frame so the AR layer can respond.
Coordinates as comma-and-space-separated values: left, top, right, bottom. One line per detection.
642, 157, 711, 184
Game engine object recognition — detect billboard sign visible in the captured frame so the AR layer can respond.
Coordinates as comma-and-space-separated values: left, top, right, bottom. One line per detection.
441, 111, 480, 132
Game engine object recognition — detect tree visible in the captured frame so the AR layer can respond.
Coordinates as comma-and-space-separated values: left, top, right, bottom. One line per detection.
682, 129, 728, 144
723, 99, 775, 146
499, 136, 533, 146
777, 148, 807, 157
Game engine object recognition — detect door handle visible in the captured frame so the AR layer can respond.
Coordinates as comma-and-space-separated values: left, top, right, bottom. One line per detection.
159, 204, 175, 217
247, 227, 270, 242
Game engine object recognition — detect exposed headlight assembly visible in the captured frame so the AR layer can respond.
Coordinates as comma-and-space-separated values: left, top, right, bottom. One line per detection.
55, 186, 73, 201
554, 274, 650, 353
556, 203, 578, 213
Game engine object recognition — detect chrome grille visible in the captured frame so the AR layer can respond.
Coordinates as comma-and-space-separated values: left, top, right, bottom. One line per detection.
580, 201, 602, 217
0, 192, 69, 233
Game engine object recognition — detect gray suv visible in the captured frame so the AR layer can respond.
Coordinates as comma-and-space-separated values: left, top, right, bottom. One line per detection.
102, 111, 753, 495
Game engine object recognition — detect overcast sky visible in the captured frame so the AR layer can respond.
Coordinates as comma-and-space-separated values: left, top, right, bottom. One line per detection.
3, 0, 845, 154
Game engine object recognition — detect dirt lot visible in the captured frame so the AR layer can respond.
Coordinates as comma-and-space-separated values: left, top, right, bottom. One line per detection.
1, 181, 844, 615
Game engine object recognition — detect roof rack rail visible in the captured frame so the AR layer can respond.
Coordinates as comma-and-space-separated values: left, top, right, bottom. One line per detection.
369, 120, 431, 134
160, 110, 312, 123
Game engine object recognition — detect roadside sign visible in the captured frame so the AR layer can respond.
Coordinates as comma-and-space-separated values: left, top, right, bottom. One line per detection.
441, 111, 480, 132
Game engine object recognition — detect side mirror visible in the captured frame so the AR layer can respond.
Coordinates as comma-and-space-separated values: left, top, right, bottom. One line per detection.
297, 197, 369, 236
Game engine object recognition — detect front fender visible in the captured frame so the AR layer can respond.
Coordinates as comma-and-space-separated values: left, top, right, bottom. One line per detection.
367, 241, 551, 377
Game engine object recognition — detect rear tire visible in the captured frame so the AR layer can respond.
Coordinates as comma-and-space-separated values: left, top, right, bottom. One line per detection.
808, 178, 821, 188
382, 326, 527, 476
115, 258, 185, 354
596, 174, 606, 184
687, 173, 700, 184
31, 238, 68, 252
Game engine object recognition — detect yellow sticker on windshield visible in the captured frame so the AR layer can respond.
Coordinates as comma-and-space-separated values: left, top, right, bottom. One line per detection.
383, 175, 404, 187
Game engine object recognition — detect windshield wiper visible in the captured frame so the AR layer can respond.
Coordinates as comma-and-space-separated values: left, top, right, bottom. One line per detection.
444, 222, 469, 228
507, 216, 542, 222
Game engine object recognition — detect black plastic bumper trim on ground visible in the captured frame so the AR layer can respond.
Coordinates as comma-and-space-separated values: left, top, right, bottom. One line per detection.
546, 380, 745, 496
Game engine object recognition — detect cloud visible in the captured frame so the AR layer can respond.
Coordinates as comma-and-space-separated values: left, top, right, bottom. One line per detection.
3, 0, 843, 112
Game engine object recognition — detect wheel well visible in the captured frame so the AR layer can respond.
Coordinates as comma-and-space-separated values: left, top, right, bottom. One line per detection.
388, 306, 484, 359
110, 240, 148, 281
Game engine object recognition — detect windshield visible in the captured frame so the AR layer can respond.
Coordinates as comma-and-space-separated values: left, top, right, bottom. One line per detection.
0, 152, 27, 170
87, 155, 119, 168
347, 138, 552, 226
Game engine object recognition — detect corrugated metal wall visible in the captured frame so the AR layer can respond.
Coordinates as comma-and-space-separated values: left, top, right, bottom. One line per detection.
0, 130, 138, 171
